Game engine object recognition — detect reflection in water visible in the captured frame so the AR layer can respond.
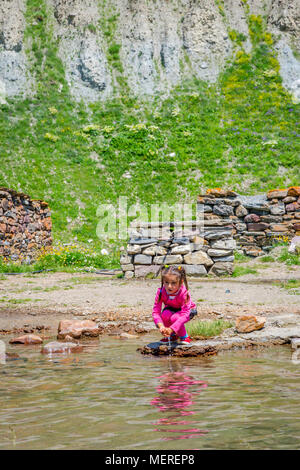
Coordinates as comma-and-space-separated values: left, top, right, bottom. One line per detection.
151, 362, 208, 441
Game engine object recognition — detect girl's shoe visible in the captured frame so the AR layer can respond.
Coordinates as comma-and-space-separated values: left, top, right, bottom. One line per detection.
159, 334, 178, 344
179, 336, 192, 345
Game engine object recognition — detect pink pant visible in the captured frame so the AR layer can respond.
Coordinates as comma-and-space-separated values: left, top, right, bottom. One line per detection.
161, 309, 187, 337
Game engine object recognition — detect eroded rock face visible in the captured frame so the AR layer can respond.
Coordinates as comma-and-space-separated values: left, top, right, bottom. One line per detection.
0, 0, 298, 101
9, 334, 43, 345
0, 0, 32, 99
41, 341, 83, 354
57, 319, 100, 339
235, 315, 266, 333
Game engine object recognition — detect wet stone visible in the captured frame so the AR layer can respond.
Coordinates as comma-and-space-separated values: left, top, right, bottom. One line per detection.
137, 341, 217, 357
9, 334, 43, 345
57, 320, 100, 339
41, 341, 83, 354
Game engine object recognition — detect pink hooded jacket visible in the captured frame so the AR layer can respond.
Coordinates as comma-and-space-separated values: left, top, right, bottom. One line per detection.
152, 284, 196, 332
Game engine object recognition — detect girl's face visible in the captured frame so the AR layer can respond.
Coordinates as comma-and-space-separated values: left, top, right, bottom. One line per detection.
163, 273, 181, 295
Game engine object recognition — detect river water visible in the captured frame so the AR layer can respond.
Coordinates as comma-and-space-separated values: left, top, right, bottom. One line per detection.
0, 334, 299, 450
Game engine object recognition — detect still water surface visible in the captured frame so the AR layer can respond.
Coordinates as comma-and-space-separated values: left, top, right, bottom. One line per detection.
0, 334, 299, 449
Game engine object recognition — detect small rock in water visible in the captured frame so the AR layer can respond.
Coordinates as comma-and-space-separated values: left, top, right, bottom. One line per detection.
41, 341, 83, 354
119, 332, 139, 339
9, 334, 43, 345
235, 315, 266, 333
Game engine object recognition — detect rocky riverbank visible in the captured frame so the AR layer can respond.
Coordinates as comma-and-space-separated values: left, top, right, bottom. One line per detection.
138, 314, 300, 357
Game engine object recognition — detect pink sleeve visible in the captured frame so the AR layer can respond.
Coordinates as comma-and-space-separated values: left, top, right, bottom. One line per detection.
152, 288, 163, 326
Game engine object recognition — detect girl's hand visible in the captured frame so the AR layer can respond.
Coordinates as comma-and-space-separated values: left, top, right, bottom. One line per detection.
163, 327, 173, 336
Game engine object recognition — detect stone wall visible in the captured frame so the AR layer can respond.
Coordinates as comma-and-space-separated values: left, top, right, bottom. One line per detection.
120, 187, 300, 278
0, 187, 52, 263
198, 187, 300, 257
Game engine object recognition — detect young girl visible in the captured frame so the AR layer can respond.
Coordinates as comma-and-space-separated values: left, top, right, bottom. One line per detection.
152, 265, 197, 345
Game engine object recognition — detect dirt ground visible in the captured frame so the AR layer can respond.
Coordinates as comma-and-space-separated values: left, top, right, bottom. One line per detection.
0, 258, 299, 336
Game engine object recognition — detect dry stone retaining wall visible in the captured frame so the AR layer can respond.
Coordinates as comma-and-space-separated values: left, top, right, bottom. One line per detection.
121, 187, 300, 278
0, 187, 52, 263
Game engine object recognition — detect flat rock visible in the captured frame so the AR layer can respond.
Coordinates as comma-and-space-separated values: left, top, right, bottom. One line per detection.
207, 248, 233, 257
238, 194, 269, 211
153, 254, 183, 264
171, 244, 191, 255
134, 265, 160, 277
138, 325, 300, 356
209, 262, 233, 276
236, 315, 266, 333
9, 334, 43, 345
127, 244, 142, 255
134, 254, 152, 264
183, 251, 213, 266
41, 341, 83, 354
57, 320, 100, 339
267, 189, 288, 199
138, 342, 217, 357
287, 186, 300, 197
183, 264, 207, 276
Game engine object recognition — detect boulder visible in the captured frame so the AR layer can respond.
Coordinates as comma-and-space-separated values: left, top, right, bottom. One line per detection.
210, 239, 236, 250
121, 263, 134, 271
125, 271, 134, 279
267, 189, 288, 199
127, 245, 141, 255
9, 334, 43, 345
247, 222, 269, 232
270, 203, 285, 215
235, 315, 266, 333
286, 202, 300, 212
287, 187, 300, 197
153, 254, 183, 264
207, 249, 233, 257
134, 254, 152, 264
183, 265, 207, 276
244, 213, 261, 223
57, 320, 100, 339
283, 196, 297, 203
213, 204, 234, 216
209, 262, 233, 276
171, 244, 191, 255
183, 251, 213, 266
235, 205, 248, 217
204, 230, 232, 240
134, 265, 160, 277
42, 341, 83, 354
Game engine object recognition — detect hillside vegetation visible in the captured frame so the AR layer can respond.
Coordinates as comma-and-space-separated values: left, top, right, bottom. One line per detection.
0, 0, 299, 252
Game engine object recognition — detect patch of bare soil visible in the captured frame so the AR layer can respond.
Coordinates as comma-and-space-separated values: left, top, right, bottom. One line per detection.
0, 260, 299, 336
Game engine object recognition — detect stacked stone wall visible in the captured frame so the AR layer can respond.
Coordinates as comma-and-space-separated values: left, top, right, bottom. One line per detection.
121, 187, 300, 278
0, 187, 52, 263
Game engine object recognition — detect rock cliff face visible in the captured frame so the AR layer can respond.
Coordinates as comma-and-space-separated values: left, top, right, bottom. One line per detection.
0, 0, 299, 102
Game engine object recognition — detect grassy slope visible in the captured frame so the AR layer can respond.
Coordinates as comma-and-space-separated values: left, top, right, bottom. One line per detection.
0, 1, 299, 250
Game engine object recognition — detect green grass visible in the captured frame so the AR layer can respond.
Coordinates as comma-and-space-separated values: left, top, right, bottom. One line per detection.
277, 279, 300, 290
187, 319, 233, 339
232, 266, 258, 277
277, 248, 300, 266
234, 252, 250, 263
0, 297, 42, 304
260, 255, 276, 263
0, 4, 299, 257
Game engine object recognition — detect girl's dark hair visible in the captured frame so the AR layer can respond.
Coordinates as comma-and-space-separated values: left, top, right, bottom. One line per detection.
158, 265, 190, 302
